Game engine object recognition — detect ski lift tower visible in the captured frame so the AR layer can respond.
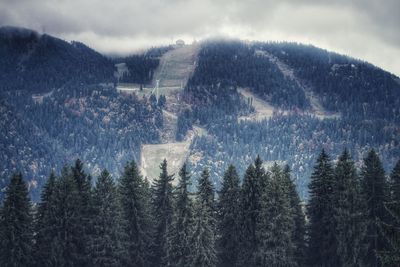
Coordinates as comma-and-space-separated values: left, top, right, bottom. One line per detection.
156, 79, 160, 100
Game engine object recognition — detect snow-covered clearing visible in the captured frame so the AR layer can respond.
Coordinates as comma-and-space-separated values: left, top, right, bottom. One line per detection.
140, 124, 207, 183
153, 44, 199, 88
238, 88, 276, 122
139, 44, 205, 181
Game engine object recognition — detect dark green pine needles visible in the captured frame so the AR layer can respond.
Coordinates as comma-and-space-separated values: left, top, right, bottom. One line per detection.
0, 173, 33, 267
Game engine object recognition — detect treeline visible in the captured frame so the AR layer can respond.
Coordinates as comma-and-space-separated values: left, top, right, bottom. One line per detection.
189, 113, 400, 198
1, 150, 399, 266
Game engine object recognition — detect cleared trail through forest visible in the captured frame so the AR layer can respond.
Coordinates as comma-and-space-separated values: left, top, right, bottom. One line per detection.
153, 44, 199, 88
257, 50, 340, 119
238, 88, 276, 122
140, 44, 206, 181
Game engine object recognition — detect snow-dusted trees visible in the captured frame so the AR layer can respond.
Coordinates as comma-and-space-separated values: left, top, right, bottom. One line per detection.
190, 168, 217, 267
1, 151, 398, 266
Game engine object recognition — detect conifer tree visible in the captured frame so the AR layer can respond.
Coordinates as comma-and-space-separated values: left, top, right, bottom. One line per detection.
255, 155, 268, 192
71, 159, 93, 266
34, 171, 58, 267
307, 149, 337, 266
283, 165, 306, 266
255, 163, 296, 267
91, 169, 122, 267
119, 160, 152, 267
190, 168, 217, 267
151, 159, 175, 266
390, 160, 400, 204
50, 166, 83, 266
361, 149, 389, 266
0, 173, 33, 267
239, 157, 266, 265
333, 149, 365, 267
217, 165, 241, 267
380, 160, 400, 266
166, 163, 194, 267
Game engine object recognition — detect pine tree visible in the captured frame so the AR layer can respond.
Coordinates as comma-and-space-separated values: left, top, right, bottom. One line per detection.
333, 149, 365, 267
361, 149, 389, 266
34, 171, 58, 267
166, 163, 194, 267
239, 157, 266, 265
283, 165, 306, 266
0, 173, 33, 267
379, 160, 400, 266
119, 160, 152, 267
390, 160, 400, 204
307, 149, 337, 266
151, 159, 175, 266
50, 166, 83, 266
91, 169, 122, 267
255, 163, 296, 267
190, 168, 217, 267
217, 165, 241, 267
71, 159, 93, 266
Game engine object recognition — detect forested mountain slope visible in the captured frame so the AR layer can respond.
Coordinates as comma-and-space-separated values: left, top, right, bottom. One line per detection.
0, 32, 399, 200
0, 26, 115, 93
0, 86, 163, 200
179, 40, 400, 197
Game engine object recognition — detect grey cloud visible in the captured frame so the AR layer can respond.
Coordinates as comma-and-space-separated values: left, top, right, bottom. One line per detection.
0, 0, 399, 75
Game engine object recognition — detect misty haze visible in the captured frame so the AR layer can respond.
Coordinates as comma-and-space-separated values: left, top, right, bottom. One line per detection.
0, 0, 399, 266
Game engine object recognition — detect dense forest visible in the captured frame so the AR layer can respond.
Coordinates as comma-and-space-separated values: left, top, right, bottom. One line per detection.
1, 30, 400, 202
0, 27, 115, 93
113, 46, 172, 85
176, 40, 400, 198
0, 86, 164, 201
1, 150, 399, 266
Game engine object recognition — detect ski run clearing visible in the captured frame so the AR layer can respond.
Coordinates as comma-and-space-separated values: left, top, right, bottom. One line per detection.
256, 50, 341, 120
153, 44, 199, 88
140, 126, 206, 182
238, 88, 276, 122
139, 44, 204, 181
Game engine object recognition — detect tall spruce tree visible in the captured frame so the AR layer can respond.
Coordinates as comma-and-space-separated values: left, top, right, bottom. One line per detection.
307, 149, 337, 266
239, 157, 266, 265
333, 149, 365, 267
255, 163, 296, 267
217, 165, 241, 267
283, 165, 306, 266
119, 160, 152, 267
190, 168, 217, 267
34, 171, 58, 267
379, 160, 400, 266
50, 166, 83, 266
152, 159, 175, 266
71, 159, 93, 266
166, 163, 194, 267
390, 160, 400, 204
361, 149, 389, 266
0, 173, 33, 267
91, 169, 122, 267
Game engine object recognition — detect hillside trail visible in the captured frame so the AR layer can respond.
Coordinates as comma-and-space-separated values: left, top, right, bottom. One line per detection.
256, 50, 340, 119
238, 88, 276, 122
153, 44, 200, 88
140, 44, 207, 181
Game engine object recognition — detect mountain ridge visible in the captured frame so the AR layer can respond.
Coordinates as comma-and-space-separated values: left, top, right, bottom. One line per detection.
0, 27, 399, 200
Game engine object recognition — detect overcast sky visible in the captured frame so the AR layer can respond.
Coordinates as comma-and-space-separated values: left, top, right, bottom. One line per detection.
1, 0, 399, 76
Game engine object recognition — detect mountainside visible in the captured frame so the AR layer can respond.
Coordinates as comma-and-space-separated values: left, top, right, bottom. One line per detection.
0, 26, 115, 93
0, 31, 399, 200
